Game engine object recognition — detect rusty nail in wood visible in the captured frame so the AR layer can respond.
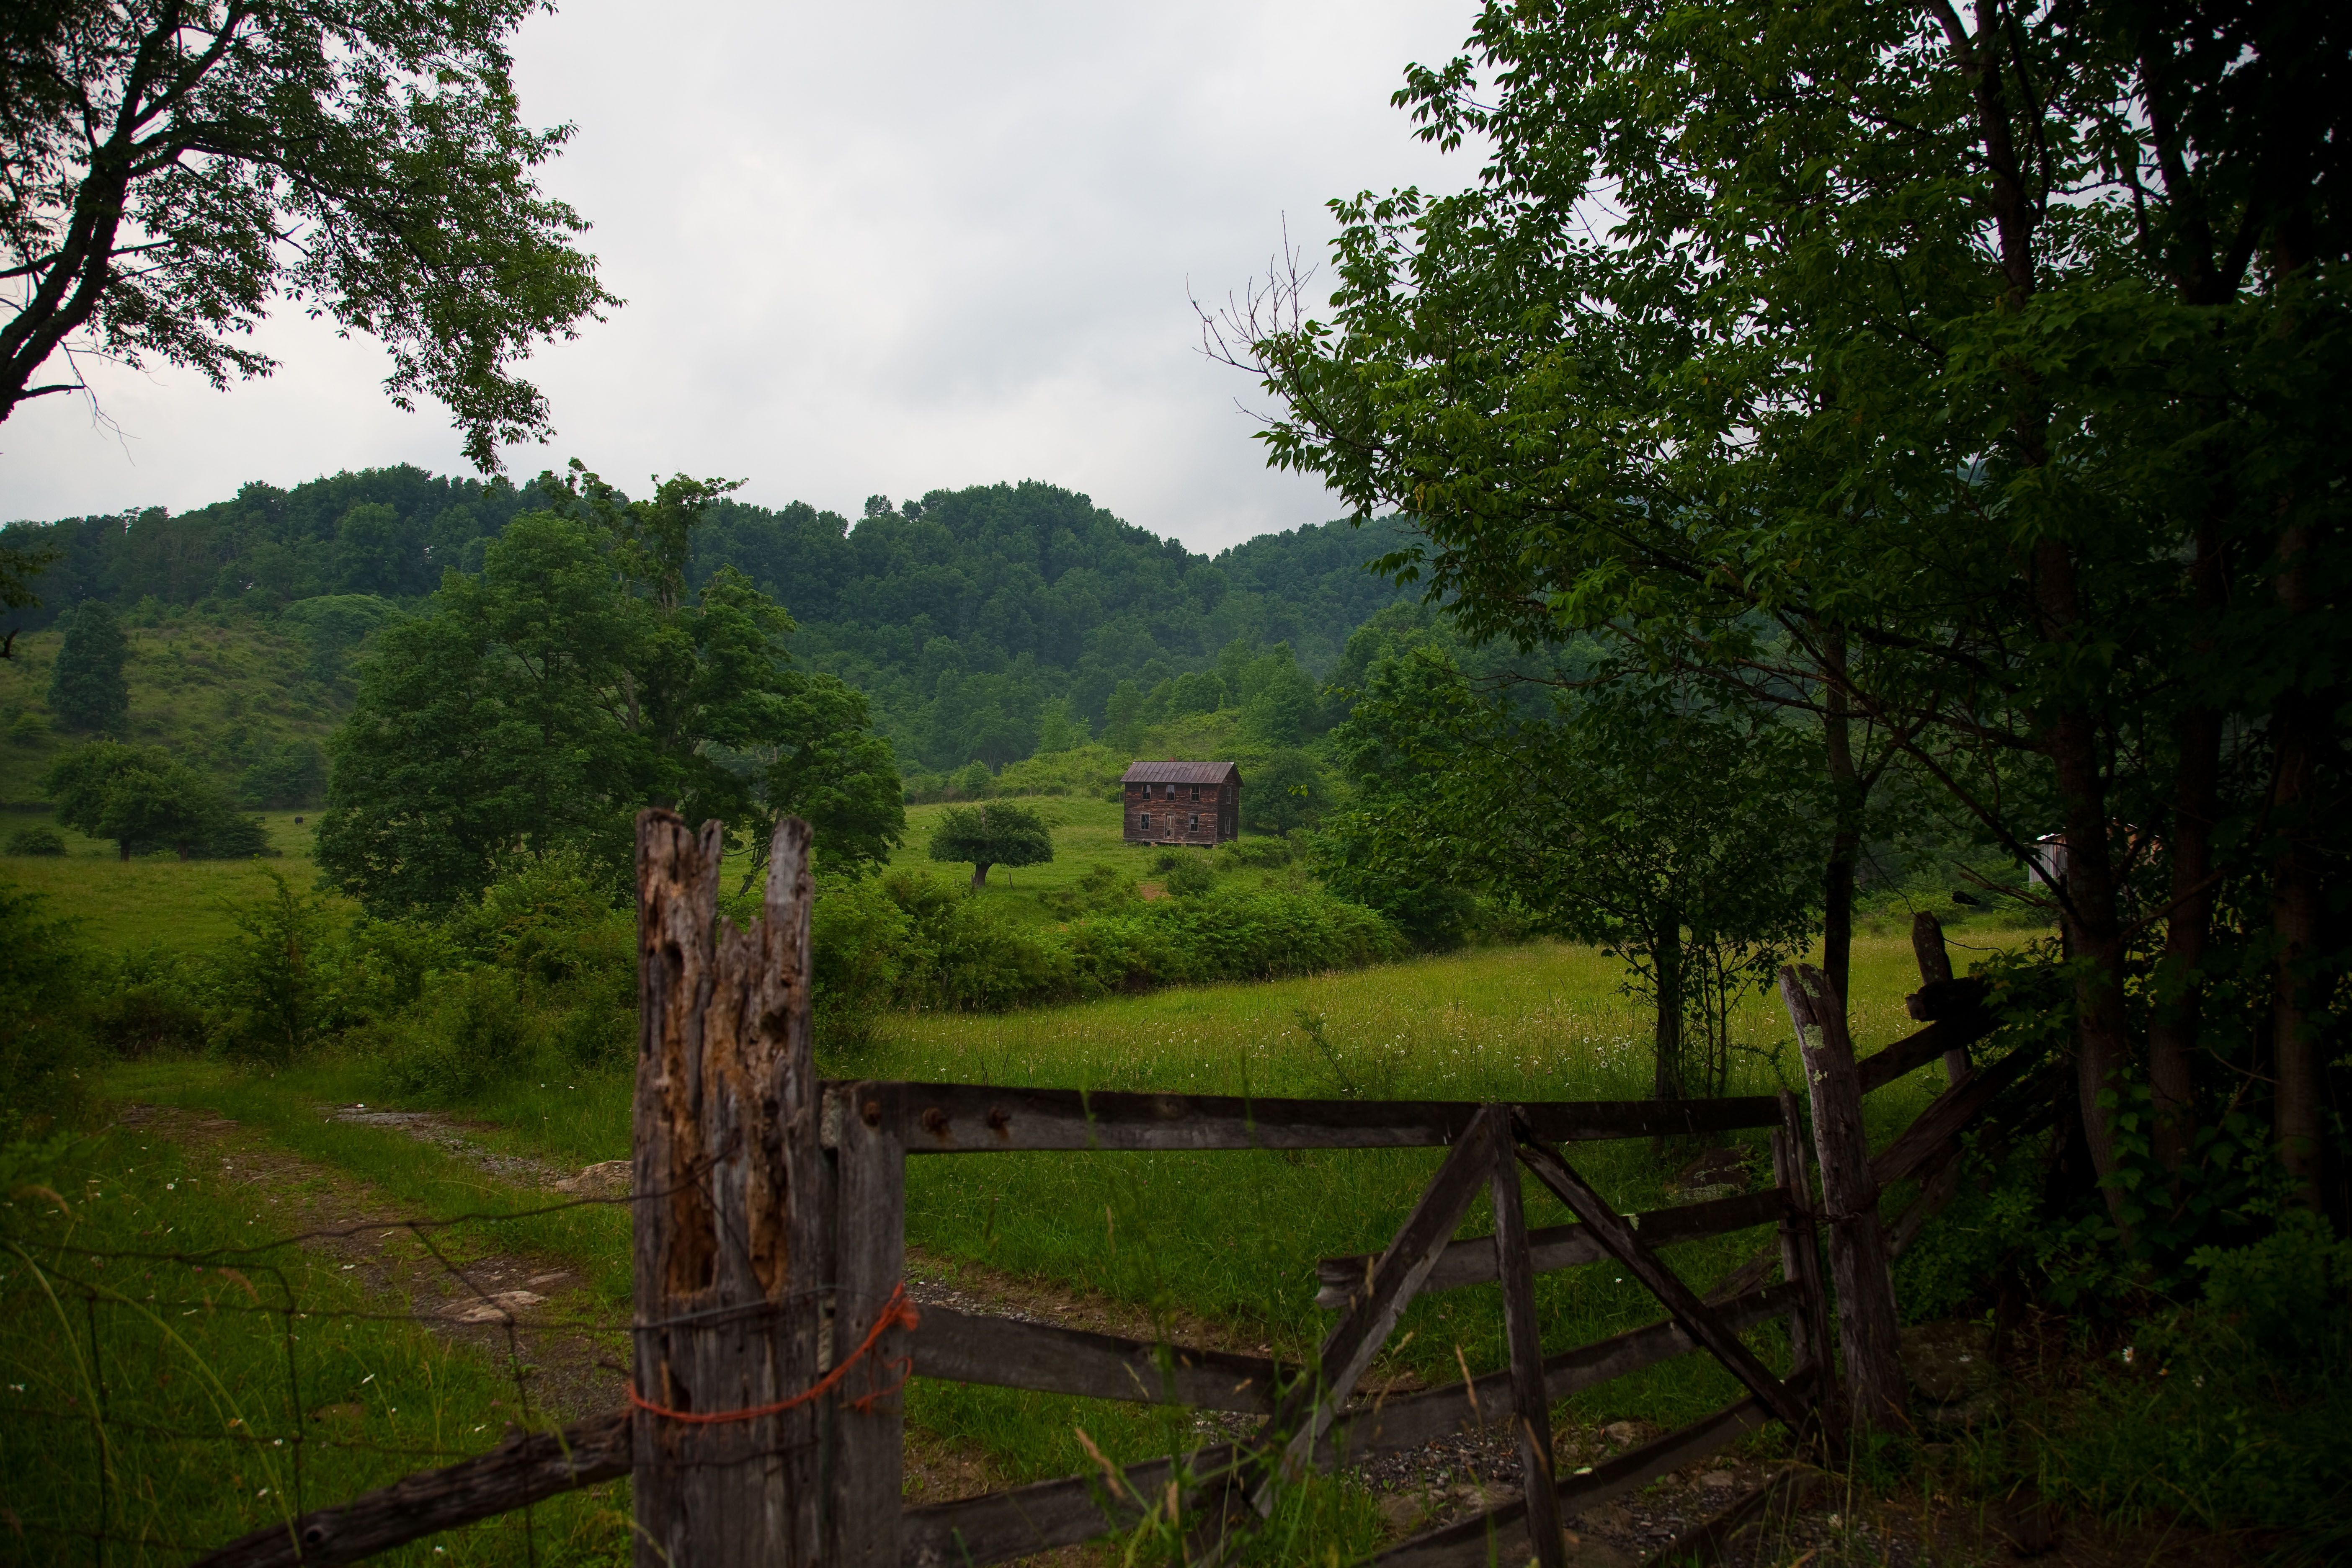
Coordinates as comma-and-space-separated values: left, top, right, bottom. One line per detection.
986, 1106, 1011, 1136
861, 1099, 882, 1127
921, 1107, 950, 1137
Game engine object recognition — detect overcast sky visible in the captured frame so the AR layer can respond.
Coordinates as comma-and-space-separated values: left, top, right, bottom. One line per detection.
1, 0, 1483, 555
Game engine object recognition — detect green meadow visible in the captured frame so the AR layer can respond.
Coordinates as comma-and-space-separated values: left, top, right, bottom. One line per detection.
2, 797, 2040, 1560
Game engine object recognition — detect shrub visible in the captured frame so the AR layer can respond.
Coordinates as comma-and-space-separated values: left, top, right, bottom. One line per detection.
7, 709, 51, 746
0, 879, 95, 1137
1161, 854, 1216, 897
205, 870, 332, 1064
88, 949, 208, 1057
5, 825, 65, 856
812, 874, 914, 1044
377, 966, 537, 1097
1040, 861, 1136, 918
1218, 836, 1293, 869
552, 1003, 634, 1070
2026, 1216, 2352, 1544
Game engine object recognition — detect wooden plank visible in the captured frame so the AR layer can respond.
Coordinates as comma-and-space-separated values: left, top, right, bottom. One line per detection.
1868, 1030, 2051, 1188
830, 1082, 1781, 1154
897, 1287, 1800, 1568
1325, 1283, 1797, 1465
1314, 1189, 1788, 1309
1515, 1136, 1810, 1434
1908, 912, 1978, 1088
901, 1444, 1218, 1567
1488, 1114, 1565, 1568
191, 1410, 631, 1568
1781, 963, 1906, 1434
1852, 1012, 1998, 1096
831, 1080, 909, 1568
1262, 1108, 1500, 1484
1183, 1106, 1501, 1557
913, 1303, 1281, 1412
632, 812, 825, 1568
1369, 1393, 1782, 1568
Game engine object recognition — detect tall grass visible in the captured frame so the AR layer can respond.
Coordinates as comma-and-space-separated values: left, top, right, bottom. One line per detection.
0, 1130, 628, 1566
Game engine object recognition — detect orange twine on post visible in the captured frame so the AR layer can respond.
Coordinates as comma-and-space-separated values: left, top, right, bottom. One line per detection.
627, 1281, 920, 1424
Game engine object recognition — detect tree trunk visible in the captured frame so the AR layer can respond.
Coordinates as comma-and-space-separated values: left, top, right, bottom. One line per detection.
971, 861, 991, 891
2033, 538, 2135, 1230
1822, 633, 1861, 1010
2269, 522, 2324, 1209
2150, 522, 2226, 1185
117, 841, 130, 862
2151, 703, 2218, 1184
1653, 913, 1684, 1102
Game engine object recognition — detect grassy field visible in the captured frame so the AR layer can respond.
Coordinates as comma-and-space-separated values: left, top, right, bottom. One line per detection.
0, 1127, 627, 1567
0, 810, 341, 952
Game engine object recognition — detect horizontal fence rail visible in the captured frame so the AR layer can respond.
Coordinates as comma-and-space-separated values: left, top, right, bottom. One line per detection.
824, 1080, 1785, 1153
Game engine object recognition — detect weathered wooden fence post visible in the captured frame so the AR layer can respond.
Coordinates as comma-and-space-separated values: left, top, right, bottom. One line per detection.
1910, 912, 1972, 1087
1778, 964, 1907, 1434
634, 812, 826, 1567
829, 1081, 908, 1567
1772, 1088, 1831, 1393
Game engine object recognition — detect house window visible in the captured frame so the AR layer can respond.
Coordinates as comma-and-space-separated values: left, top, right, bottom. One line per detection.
1188, 814, 1200, 832
1140, 813, 1151, 831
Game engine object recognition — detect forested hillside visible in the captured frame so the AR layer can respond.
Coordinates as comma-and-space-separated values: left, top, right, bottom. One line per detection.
3, 468, 1412, 774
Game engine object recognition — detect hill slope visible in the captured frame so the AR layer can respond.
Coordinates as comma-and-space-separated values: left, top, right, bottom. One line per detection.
3, 469, 1416, 775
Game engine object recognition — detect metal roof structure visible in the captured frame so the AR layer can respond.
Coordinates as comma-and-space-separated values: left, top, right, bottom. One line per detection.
1119, 760, 1241, 785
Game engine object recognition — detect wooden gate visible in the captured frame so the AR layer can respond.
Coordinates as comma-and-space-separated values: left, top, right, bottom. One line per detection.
830, 1081, 1832, 1568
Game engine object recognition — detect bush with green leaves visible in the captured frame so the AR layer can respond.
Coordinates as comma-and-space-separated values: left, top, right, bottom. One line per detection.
843, 872, 1403, 1012
4, 825, 64, 856
0, 878, 95, 1137
1160, 854, 1216, 898
374, 965, 539, 1098
204, 870, 332, 1064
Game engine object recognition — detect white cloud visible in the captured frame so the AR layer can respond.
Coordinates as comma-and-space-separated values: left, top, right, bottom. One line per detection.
0, 0, 1480, 553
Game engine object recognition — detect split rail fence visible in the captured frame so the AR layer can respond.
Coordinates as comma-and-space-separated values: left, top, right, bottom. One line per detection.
195, 814, 2040, 1568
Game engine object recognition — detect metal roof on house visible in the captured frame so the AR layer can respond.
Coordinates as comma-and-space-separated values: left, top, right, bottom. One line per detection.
1121, 760, 1242, 785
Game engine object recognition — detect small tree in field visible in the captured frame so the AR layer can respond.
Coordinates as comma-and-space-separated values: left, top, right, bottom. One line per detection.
928, 803, 1052, 890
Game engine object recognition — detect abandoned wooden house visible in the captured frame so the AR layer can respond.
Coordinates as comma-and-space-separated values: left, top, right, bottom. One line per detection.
1121, 760, 1240, 847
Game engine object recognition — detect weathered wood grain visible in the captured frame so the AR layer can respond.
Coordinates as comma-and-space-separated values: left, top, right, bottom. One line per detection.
1314, 1189, 1787, 1309
1369, 1393, 1783, 1568
1908, 912, 1978, 1089
1323, 1283, 1798, 1464
913, 1303, 1283, 1411
832, 1079, 909, 1568
829, 1083, 1780, 1154
898, 1286, 1800, 1568
900, 1444, 1215, 1567
1867, 1030, 2051, 1189
1852, 1012, 1998, 1097
1782, 963, 1906, 1434
1252, 1107, 1501, 1499
191, 1412, 631, 1568
1488, 1113, 1565, 1568
1514, 1136, 1809, 1433
632, 812, 825, 1568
